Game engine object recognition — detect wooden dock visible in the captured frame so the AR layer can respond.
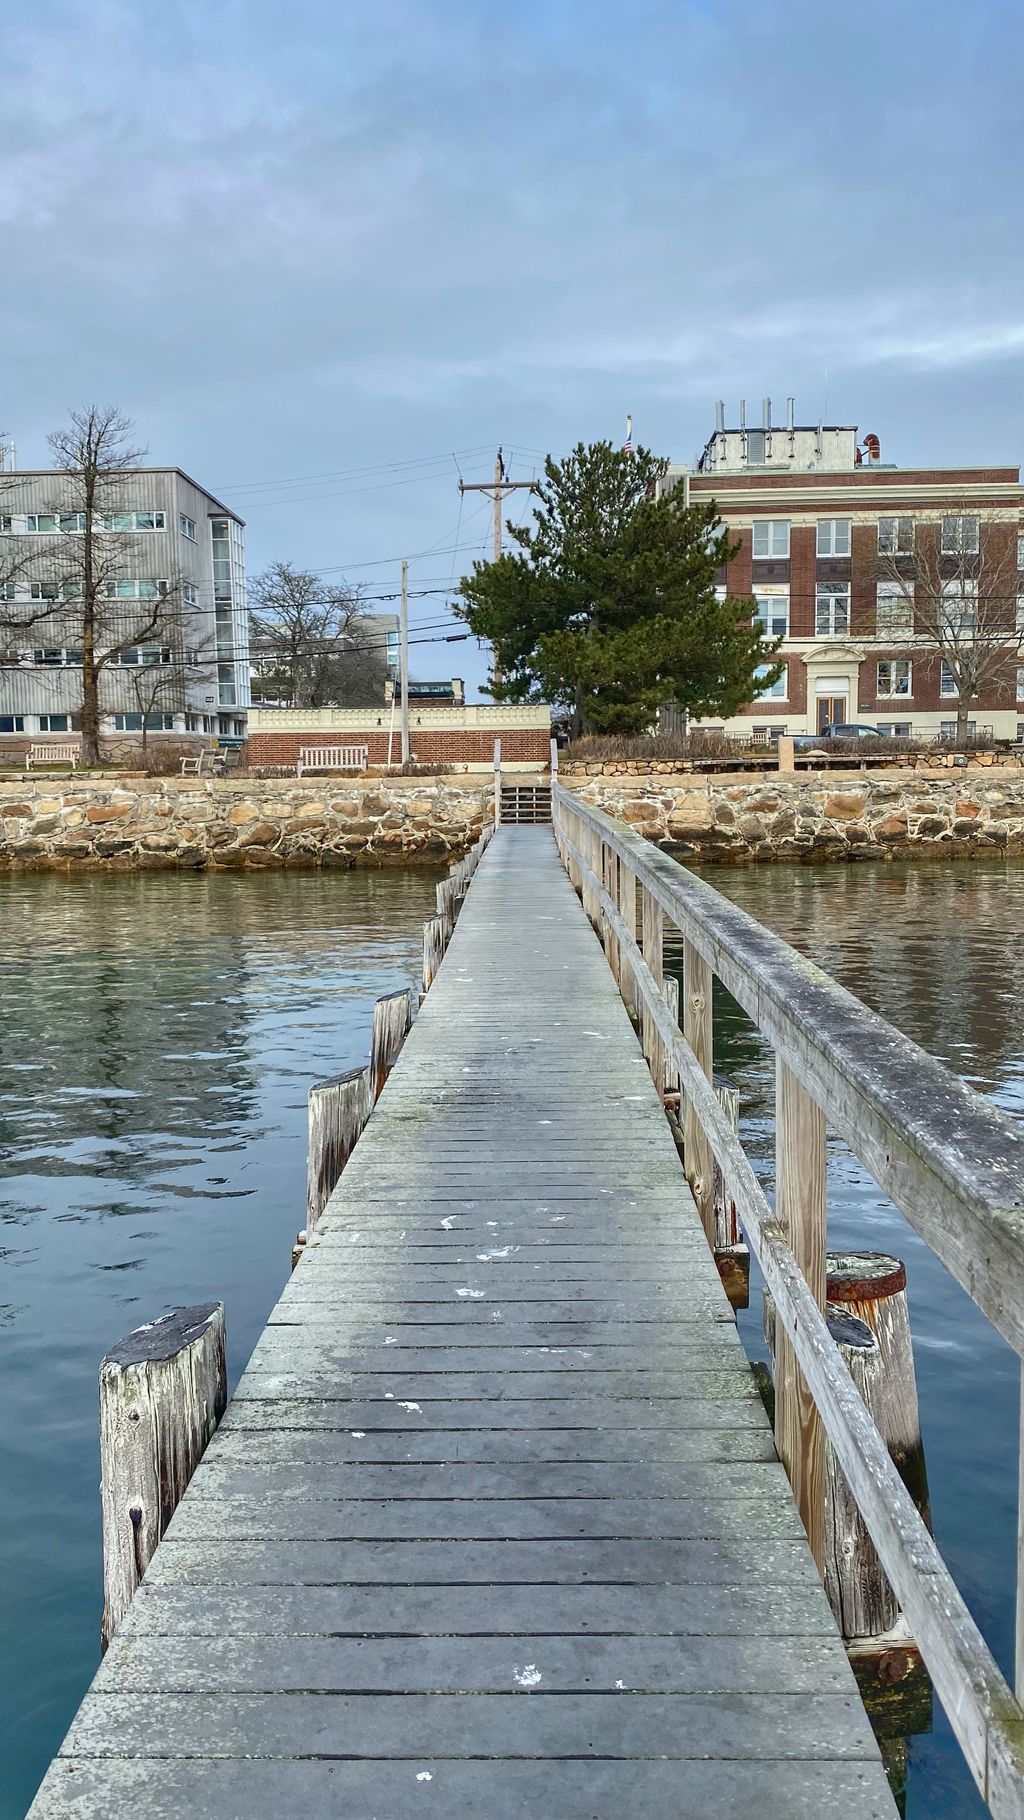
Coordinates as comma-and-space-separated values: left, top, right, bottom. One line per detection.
30, 825, 897, 1818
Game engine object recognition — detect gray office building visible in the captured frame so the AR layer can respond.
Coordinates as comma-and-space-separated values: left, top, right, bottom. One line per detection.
0, 467, 250, 748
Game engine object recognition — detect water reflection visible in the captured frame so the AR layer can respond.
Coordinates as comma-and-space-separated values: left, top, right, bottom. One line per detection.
0, 867, 440, 1820
701, 857, 1024, 1820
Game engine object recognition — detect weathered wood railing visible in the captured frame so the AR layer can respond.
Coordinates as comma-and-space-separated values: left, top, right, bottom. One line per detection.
551, 779, 1024, 1818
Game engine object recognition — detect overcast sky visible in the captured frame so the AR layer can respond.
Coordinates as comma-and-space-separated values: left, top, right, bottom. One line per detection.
3, 0, 1023, 696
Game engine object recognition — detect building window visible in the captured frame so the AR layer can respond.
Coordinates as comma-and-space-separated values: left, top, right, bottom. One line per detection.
183, 582, 198, 606
32, 647, 82, 666
1018, 533, 1024, 571
941, 514, 979, 554
103, 578, 170, 599
0, 715, 25, 732
112, 646, 172, 666
816, 518, 851, 557
940, 660, 958, 698
104, 511, 165, 532
940, 720, 975, 739
877, 660, 911, 697
179, 514, 197, 541
751, 520, 789, 559
753, 589, 789, 638
754, 663, 786, 700
815, 583, 850, 636
878, 517, 915, 555
112, 712, 175, 732
30, 579, 80, 601
37, 713, 78, 732
745, 429, 766, 465
1018, 667, 1024, 700
941, 578, 977, 635
876, 582, 914, 638
186, 713, 216, 734
1016, 594, 1024, 632
876, 722, 912, 737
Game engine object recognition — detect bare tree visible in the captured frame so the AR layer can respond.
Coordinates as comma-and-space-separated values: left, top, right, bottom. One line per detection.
122, 613, 217, 762
248, 561, 387, 708
0, 407, 194, 764
877, 507, 1023, 741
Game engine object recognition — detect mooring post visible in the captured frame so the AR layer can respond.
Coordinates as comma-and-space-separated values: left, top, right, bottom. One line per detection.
370, 988, 413, 1101
422, 912, 452, 994
826, 1252, 930, 1532
99, 1302, 226, 1648
774, 1057, 827, 1571
306, 1065, 371, 1234
682, 937, 716, 1242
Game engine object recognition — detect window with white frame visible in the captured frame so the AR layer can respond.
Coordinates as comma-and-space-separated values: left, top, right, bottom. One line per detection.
876, 581, 914, 638
37, 713, 79, 732
1018, 667, 1024, 699
815, 583, 850, 636
111, 646, 172, 667
941, 514, 980, 554
753, 589, 789, 638
32, 647, 82, 666
102, 578, 170, 599
816, 518, 851, 557
877, 659, 911, 697
754, 662, 786, 700
179, 513, 197, 541
751, 520, 789, 559
940, 720, 975, 739
183, 582, 198, 606
878, 517, 915, 555
940, 660, 958, 697
112, 712, 175, 732
941, 578, 977, 635
103, 510, 165, 532
876, 722, 912, 737
30, 578, 80, 600
1017, 594, 1024, 631
0, 715, 25, 732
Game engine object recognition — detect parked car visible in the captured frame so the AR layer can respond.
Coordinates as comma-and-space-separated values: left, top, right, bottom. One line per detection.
791, 722, 884, 749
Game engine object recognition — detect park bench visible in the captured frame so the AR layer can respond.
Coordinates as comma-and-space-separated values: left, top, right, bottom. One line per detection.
180, 751, 212, 776
25, 742, 79, 770
296, 743, 369, 777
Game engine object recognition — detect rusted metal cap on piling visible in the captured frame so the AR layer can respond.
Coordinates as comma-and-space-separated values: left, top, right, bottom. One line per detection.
826, 1251, 907, 1303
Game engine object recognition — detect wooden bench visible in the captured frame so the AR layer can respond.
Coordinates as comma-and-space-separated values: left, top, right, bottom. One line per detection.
180, 752, 211, 776
25, 742, 79, 770
296, 743, 368, 776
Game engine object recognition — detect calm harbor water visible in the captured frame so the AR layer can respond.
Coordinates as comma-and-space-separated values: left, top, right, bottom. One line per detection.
0, 857, 1022, 1817
0, 867, 440, 1819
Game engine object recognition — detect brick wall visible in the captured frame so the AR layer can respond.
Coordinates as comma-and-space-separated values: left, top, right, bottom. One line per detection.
246, 726, 550, 768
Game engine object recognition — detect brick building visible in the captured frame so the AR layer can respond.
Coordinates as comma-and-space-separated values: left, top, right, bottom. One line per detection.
246, 703, 551, 770
662, 401, 1024, 741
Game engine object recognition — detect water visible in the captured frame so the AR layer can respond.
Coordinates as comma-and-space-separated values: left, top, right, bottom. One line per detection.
702, 858, 1024, 1818
0, 867, 440, 1819
1, 860, 1022, 1817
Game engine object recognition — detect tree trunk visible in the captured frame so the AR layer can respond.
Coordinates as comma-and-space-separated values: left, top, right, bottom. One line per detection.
80, 596, 101, 766
956, 696, 971, 744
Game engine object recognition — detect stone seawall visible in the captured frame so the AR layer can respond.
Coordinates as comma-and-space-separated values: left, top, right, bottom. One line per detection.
563, 772, 1024, 859
0, 777, 491, 869
4, 772, 1024, 868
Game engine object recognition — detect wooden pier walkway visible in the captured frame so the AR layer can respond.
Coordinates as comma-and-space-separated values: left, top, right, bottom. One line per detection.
31, 826, 896, 1819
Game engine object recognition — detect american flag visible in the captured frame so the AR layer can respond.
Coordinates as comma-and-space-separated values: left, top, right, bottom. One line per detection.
622, 413, 633, 454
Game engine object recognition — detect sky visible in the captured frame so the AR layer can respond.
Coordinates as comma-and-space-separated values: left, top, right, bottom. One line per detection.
3, 0, 1023, 697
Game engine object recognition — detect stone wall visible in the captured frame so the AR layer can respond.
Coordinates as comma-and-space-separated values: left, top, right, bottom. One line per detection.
0, 777, 491, 869
563, 772, 1024, 859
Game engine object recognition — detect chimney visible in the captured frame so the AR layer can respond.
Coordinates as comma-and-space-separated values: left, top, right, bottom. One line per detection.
786, 396, 794, 433
715, 399, 725, 435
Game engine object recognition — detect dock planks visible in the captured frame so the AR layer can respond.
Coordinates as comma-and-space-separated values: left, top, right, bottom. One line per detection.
29, 827, 897, 1819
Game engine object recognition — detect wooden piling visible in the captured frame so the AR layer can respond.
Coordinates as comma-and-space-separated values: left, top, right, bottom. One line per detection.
99, 1303, 226, 1648
369, 988, 413, 1101
826, 1252, 930, 1530
422, 912, 452, 993
712, 1076, 749, 1309
306, 1065, 371, 1233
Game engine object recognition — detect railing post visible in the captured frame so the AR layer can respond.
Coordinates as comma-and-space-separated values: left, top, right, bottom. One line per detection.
618, 857, 639, 1020
774, 1056, 827, 1572
682, 938, 716, 1242
550, 736, 559, 775
640, 887, 664, 1088
493, 738, 501, 828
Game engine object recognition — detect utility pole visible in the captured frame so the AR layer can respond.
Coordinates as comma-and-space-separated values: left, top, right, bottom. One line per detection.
458, 448, 535, 688
400, 558, 410, 764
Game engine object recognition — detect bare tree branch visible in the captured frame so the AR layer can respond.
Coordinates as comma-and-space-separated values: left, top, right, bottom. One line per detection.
248, 561, 387, 707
